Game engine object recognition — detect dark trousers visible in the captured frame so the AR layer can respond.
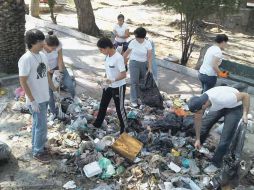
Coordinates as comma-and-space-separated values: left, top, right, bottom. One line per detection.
200, 105, 243, 167
198, 73, 217, 93
94, 85, 128, 134
114, 42, 128, 52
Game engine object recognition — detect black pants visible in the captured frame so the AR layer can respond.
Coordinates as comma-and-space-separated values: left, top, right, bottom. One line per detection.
94, 85, 127, 134
200, 105, 243, 167
198, 73, 217, 93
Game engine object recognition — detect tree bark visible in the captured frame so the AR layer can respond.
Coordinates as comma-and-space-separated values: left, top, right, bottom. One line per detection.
0, 0, 26, 74
74, 0, 100, 36
30, 0, 39, 18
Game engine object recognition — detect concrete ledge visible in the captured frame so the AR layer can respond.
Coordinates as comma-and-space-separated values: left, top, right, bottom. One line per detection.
26, 15, 98, 44
0, 75, 19, 87
156, 58, 254, 94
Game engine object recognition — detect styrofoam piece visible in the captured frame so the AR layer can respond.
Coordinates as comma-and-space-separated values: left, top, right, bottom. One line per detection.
83, 161, 102, 178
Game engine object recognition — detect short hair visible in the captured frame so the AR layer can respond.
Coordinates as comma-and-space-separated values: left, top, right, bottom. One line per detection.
97, 37, 114, 49
215, 34, 228, 44
134, 27, 147, 38
117, 14, 124, 20
25, 29, 45, 49
45, 31, 60, 47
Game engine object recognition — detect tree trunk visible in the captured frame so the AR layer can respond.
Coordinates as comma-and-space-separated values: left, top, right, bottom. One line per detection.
30, 0, 39, 18
0, 0, 26, 74
74, 0, 100, 36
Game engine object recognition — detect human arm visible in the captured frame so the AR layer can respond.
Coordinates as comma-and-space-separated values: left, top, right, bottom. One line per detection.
19, 76, 40, 112
236, 92, 250, 123
19, 76, 35, 102
194, 109, 205, 149
123, 48, 131, 65
212, 55, 222, 75
57, 48, 65, 72
106, 71, 126, 84
147, 49, 152, 73
119, 29, 129, 39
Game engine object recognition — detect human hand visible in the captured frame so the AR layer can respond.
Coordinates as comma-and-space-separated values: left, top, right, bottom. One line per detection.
194, 139, 201, 150
105, 79, 114, 84
53, 91, 60, 101
218, 71, 229, 78
31, 101, 40, 113
243, 113, 248, 124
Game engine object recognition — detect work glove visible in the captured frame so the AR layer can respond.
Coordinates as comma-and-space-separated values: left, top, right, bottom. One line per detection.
59, 71, 64, 83
31, 101, 40, 113
218, 71, 229, 78
53, 91, 61, 102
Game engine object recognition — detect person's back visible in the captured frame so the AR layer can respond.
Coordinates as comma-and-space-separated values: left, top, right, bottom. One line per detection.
199, 45, 223, 76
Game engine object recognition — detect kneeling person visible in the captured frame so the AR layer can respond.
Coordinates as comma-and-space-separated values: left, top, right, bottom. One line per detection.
94, 37, 128, 134
187, 86, 250, 171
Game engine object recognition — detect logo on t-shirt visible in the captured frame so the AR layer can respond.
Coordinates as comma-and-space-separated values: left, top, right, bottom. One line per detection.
37, 62, 47, 79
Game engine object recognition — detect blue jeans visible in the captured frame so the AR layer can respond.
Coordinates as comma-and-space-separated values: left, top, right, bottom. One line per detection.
29, 102, 48, 156
200, 105, 243, 167
198, 73, 217, 93
49, 68, 75, 115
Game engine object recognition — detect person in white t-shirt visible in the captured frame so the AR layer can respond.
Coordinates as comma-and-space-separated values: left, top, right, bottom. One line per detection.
199, 34, 229, 93
18, 29, 60, 163
93, 37, 128, 134
187, 86, 250, 172
113, 14, 129, 54
123, 27, 152, 107
43, 31, 75, 120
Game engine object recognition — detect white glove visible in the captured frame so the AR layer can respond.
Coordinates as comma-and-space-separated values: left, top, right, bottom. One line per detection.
59, 71, 64, 82
31, 101, 40, 113
53, 91, 60, 101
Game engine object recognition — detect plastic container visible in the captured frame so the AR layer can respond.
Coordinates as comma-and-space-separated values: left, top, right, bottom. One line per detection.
83, 161, 102, 178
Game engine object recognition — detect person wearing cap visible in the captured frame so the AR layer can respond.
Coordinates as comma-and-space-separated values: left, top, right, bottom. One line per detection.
198, 34, 229, 93
187, 86, 250, 173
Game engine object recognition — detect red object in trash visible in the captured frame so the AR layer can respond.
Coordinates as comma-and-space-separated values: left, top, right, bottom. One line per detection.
40, 0, 48, 3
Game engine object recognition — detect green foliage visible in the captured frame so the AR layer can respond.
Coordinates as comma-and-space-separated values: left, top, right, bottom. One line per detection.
47, 0, 56, 8
145, 0, 243, 65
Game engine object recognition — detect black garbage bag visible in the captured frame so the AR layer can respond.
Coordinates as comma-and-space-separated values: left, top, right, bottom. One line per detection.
0, 141, 11, 161
139, 72, 164, 108
150, 112, 182, 134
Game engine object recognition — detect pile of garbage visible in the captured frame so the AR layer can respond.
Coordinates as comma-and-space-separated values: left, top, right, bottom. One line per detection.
11, 87, 254, 189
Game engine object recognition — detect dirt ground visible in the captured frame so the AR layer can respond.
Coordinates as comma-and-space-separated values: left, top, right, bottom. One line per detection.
39, 0, 254, 69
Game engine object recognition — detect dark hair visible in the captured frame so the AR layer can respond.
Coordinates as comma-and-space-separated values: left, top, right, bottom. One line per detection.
97, 37, 114, 49
117, 14, 124, 20
25, 29, 45, 49
215, 34, 228, 44
134, 27, 147, 38
45, 30, 60, 47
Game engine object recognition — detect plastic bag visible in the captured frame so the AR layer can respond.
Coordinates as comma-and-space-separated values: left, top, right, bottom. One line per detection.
139, 72, 163, 108
0, 141, 11, 161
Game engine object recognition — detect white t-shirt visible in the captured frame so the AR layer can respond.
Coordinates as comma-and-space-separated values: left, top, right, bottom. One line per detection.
128, 39, 152, 62
105, 52, 126, 88
18, 51, 50, 105
42, 43, 62, 70
199, 45, 223, 76
205, 86, 242, 112
113, 23, 128, 43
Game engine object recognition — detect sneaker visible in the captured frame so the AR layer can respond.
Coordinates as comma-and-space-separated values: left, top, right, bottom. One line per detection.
204, 164, 218, 174
48, 113, 57, 121
131, 102, 138, 108
33, 153, 51, 164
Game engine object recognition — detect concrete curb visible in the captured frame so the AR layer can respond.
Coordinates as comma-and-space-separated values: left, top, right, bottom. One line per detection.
0, 75, 19, 87
156, 59, 254, 94
26, 15, 98, 44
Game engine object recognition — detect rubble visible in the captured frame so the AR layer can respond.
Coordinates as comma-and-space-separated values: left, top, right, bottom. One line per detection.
9, 92, 254, 189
